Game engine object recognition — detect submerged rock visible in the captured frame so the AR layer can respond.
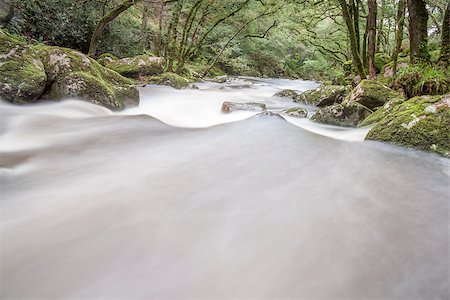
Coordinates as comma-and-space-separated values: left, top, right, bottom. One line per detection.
147, 72, 190, 89
366, 94, 450, 157
103, 54, 165, 79
273, 89, 299, 100
281, 107, 308, 118
221, 101, 266, 113
346, 80, 403, 110
0, 29, 139, 110
296, 85, 351, 106
312, 102, 372, 127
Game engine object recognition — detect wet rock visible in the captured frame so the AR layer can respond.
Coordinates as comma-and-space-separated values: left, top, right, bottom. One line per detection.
281, 107, 308, 118
221, 101, 266, 113
147, 72, 190, 89
312, 102, 372, 127
296, 85, 351, 106
273, 89, 299, 100
103, 54, 165, 79
366, 94, 450, 157
346, 80, 403, 110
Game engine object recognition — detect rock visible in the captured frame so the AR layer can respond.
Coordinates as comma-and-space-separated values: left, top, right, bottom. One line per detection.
273, 89, 299, 99
0, 29, 139, 110
97, 53, 119, 66
104, 54, 165, 79
211, 75, 228, 83
366, 94, 450, 157
346, 80, 403, 110
281, 107, 308, 118
374, 53, 391, 72
0, 30, 47, 103
296, 85, 351, 106
312, 102, 372, 127
147, 72, 190, 89
221, 101, 266, 113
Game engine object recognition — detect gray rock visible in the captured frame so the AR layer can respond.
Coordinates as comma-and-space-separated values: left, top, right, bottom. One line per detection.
221, 101, 267, 113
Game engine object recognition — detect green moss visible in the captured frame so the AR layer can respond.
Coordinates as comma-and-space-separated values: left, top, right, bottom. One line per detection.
312, 102, 373, 127
366, 95, 450, 156
146, 72, 190, 89
97, 53, 119, 66
345, 80, 403, 110
296, 85, 351, 106
104, 55, 165, 79
374, 53, 391, 72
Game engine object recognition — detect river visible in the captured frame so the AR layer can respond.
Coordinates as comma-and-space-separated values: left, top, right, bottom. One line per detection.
0, 77, 448, 299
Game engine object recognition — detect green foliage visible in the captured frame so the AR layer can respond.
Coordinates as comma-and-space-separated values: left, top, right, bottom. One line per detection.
396, 64, 449, 98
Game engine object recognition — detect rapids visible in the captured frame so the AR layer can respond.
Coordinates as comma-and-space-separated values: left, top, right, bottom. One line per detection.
0, 77, 449, 299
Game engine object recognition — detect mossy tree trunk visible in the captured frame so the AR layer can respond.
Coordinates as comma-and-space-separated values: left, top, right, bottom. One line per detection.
391, 0, 406, 78
440, 0, 450, 64
140, 0, 151, 53
88, 0, 140, 57
338, 0, 366, 78
368, 0, 377, 79
407, 0, 430, 63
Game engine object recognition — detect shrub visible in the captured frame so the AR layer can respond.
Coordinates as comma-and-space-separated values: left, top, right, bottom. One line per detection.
395, 64, 449, 98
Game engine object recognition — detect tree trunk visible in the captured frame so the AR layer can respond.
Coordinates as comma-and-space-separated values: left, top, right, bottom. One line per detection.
376, 0, 385, 52
0, 2, 14, 25
368, 0, 377, 79
391, 0, 407, 79
140, 0, 151, 53
88, 0, 139, 57
440, 0, 450, 64
165, 0, 184, 72
338, 0, 366, 78
407, 0, 429, 63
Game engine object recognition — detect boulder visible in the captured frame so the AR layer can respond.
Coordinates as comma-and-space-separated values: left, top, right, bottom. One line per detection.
366, 94, 450, 157
346, 80, 403, 110
0, 30, 47, 103
273, 89, 299, 100
147, 72, 190, 89
0, 29, 139, 110
296, 85, 351, 106
97, 53, 119, 66
104, 54, 165, 79
221, 101, 266, 113
281, 107, 308, 118
312, 102, 372, 127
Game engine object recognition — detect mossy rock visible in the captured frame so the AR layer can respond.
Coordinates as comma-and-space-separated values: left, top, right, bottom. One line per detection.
311, 102, 372, 127
282, 107, 308, 118
97, 53, 119, 66
359, 97, 406, 127
104, 55, 165, 79
296, 85, 351, 106
0, 29, 139, 110
345, 80, 403, 110
374, 53, 391, 73
0, 30, 47, 103
366, 95, 450, 157
273, 89, 299, 99
147, 72, 190, 89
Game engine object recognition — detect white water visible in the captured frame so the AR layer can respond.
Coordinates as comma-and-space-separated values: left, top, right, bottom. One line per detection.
0, 77, 449, 299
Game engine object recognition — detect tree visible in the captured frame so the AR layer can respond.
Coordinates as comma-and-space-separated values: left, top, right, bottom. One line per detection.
407, 0, 430, 63
338, 0, 366, 78
368, 0, 378, 78
140, 0, 152, 52
391, 0, 407, 78
88, 0, 141, 57
440, 0, 450, 64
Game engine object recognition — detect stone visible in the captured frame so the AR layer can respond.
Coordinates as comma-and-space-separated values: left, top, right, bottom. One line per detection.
281, 107, 308, 118
312, 102, 372, 127
221, 101, 266, 113
296, 85, 351, 106
104, 54, 165, 79
346, 80, 403, 110
273, 89, 299, 100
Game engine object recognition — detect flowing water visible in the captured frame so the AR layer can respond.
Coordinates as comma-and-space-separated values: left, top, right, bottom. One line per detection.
0, 77, 449, 299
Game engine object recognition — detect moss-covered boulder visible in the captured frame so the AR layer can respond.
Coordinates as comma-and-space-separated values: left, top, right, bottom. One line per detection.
296, 85, 351, 107
0, 29, 139, 110
0, 30, 47, 103
312, 102, 372, 127
281, 107, 308, 118
273, 89, 298, 100
346, 80, 403, 110
366, 95, 450, 157
147, 72, 190, 89
97, 53, 119, 66
104, 55, 165, 79
374, 53, 391, 72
